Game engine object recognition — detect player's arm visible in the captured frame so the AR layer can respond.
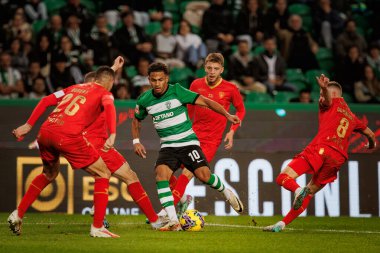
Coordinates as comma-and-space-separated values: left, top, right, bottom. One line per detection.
194, 95, 240, 124
224, 87, 247, 150
102, 94, 117, 150
131, 118, 147, 158
316, 74, 332, 108
360, 127, 376, 149
12, 91, 63, 140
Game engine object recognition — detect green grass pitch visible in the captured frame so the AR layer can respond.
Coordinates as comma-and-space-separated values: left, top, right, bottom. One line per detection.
1, 213, 379, 253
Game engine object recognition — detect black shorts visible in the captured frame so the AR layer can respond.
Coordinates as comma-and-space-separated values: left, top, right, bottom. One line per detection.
155, 145, 209, 173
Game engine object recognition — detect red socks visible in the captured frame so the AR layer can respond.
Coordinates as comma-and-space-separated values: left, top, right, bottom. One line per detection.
18, 174, 51, 218
128, 182, 158, 223
283, 194, 313, 225
276, 173, 300, 192
169, 174, 177, 190
93, 178, 109, 228
172, 174, 190, 205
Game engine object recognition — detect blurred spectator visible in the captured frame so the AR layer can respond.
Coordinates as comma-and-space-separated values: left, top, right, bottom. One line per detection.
49, 54, 75, 90
0, 52, 25, 98
202, 0, 234, 53
365, 43, 380, 78
175, 20, 207, 69
336, 45, 365, 95
29, 35, 51, 76
4, 13, 33, 43
154, 17, 185, 69
263, 0, 290, 36
65, 15, 85, 50
114, 83, 131, 100
313, 0, 344, 49
131, 57, 151, 98
89, 14, 112, 66
24, 0, 48, 23
252, 36, 295, 94
290, 88, 313, 103
8, 38, 29, 76
24, 61, 45, 92
39, 15, 66, 51
101, 0, 131, 30
112, 11, 153, 65
277, 14, 319, 72
228, 40, 266, 93
132, 0, 165, 27
53, 35, 83, 83
80, 51, 95, 74
354, 65, 380, 103
335, 19, 367, 59
60, 0, 94, 33
235, 0, 265, 48
182, 1, 210, 28
28, 76, 47, 98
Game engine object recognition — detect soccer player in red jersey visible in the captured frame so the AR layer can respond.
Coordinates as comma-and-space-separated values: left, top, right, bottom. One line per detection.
15, 58, 167, 230
165, 53, 246, 214
9, 66, 120, 238
264, 74, 377, 232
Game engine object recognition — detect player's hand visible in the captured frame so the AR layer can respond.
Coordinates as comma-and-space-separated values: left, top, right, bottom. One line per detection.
224, 130, 235, 150
227, 114, 240, 124
112, 56, 125, 71
103, 134, 116, 152
316, 74, 329, 89
12, 123, 32, 141
134, 143, 147, 159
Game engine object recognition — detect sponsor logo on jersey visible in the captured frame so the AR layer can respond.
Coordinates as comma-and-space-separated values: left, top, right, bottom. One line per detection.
219, 92, 225, 99
153, 111, 174, 121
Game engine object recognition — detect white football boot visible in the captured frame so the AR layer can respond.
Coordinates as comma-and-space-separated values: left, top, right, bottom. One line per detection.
263, 221, 286, 232
150, 215, 170, 230
90, 225, 120, 238
8, 210, 22, 235
159, 220, 182, 231
225, 189, 244, 213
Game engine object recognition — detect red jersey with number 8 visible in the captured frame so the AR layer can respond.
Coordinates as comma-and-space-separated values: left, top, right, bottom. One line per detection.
41, 83, 114, 136
309, 97, 367, 159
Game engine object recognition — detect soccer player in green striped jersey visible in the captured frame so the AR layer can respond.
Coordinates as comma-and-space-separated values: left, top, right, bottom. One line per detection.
132, 62, 244, 231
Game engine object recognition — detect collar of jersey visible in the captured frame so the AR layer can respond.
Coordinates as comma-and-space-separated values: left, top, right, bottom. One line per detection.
205, 77, 223, 89
152, 85, 169, 98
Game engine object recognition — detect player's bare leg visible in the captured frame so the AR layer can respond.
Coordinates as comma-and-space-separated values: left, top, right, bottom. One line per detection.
8, 161, 60, 235
85, 158, 119, 238
113, 162, 169, 229
155, 165, 182, 231
194, 166, 244, 213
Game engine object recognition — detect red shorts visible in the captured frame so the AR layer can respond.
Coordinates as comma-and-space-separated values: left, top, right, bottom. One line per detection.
88, 137, 126, 174
200, 141, 219, 163
37, 128, 99, 169
288, 144, 346, 185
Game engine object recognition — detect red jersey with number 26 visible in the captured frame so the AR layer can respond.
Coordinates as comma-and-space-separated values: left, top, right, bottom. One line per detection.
188, 78, 245, 145
41, 83, 114, 136
309, 97, 367, 159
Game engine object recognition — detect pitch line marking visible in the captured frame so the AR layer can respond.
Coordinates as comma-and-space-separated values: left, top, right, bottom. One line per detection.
1, 222, 380, 234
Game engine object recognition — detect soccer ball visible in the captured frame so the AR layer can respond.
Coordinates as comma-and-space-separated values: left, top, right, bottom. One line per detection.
179, 209, 205, 231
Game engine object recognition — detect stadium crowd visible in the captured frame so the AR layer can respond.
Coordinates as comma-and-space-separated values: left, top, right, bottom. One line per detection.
0, 0, 379, 103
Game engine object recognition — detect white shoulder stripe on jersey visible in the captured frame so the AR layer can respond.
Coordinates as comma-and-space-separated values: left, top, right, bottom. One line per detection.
53, 90, 65, 98
147, 99, 182, 114
154, 112, 187, 129
161, 140, 200, 148
160, 128, 195, 142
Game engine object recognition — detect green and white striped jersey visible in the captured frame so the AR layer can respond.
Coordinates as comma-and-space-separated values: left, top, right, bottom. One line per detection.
135, 84, 200, 148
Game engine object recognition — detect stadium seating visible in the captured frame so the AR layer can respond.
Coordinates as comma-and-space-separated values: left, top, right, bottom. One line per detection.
125, 66, 138, 79
316, 48, 334, 74
144, 22, 162, 36
169, 67, 194, 88
274, 91, 297, 103
245, 92, 273, 103
305, 69, 327, 91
